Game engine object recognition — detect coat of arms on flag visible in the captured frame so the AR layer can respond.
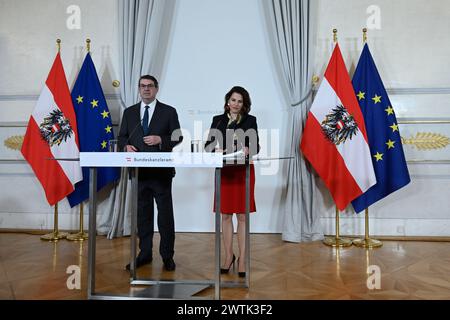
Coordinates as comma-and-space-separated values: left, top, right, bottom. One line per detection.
321, 104, 359, 145
39, 109, 74, 147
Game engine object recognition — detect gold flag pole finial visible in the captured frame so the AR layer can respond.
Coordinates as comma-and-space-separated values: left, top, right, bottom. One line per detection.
56, 39, 61, 53
86, 38, 91, 52
363, 28, 368, 43
333, 29, 338, 43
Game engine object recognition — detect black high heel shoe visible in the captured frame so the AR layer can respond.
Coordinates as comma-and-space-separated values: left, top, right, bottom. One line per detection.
237, 258, 246, 278
220, 254, 236, 274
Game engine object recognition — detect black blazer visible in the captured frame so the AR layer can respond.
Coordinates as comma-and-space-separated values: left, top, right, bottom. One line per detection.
204, 113, 260, 156
118, 100, 183, 179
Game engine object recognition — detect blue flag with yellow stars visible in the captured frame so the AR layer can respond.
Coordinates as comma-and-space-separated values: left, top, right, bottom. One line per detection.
351, 44, 410, 213
67, 53, 120, 207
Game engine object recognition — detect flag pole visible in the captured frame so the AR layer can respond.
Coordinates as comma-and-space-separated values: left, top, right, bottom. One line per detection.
67, 38, 92, 242
67, 202, 89, 241
322, 29, 352, 248
351, 29, 382, 249
41, 202, 69, 241
40, 39, 69, 242
323, 207, 352, 247
353, 208, 382, 248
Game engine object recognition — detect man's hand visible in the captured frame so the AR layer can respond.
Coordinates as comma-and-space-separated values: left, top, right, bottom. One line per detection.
144, 135, 162, 146
126, 145, 138, 152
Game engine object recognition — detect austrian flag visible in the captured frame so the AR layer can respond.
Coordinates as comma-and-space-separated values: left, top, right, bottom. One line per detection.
300, 44, 376, 210
21, 53, 82, 205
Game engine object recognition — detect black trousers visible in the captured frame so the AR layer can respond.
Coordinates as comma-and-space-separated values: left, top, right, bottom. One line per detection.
137, 176, 175, 260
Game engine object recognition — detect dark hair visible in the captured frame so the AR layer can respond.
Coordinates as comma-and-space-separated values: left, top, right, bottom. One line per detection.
139, 75, 159, 88
224, 86, 252, 115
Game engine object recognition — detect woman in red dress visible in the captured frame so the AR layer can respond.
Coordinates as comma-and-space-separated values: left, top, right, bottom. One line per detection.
205, 86, 260, 277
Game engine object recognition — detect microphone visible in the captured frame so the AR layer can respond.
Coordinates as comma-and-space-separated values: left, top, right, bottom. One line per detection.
123, 117, 144, 151
216, 119, 223, 129
204, 118, 223, 152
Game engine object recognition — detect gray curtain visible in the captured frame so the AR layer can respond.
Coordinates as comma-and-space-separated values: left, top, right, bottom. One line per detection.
97, 0, 176, 239
263, 0, 323, 242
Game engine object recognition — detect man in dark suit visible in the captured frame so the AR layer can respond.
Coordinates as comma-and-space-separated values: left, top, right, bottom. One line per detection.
118, 75, 182, 272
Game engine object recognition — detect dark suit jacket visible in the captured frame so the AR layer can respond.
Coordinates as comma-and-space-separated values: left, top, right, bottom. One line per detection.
118, 100, 183, 179
204, 113, 260, 156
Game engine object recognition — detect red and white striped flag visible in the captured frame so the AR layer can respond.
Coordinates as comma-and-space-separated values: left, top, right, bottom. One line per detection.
21, 53, 82, 205
300, 44, 376, 210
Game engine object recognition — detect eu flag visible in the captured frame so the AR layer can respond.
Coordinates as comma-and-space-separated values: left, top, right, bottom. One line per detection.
351, 44, 410, 213
67, 53, 120, 207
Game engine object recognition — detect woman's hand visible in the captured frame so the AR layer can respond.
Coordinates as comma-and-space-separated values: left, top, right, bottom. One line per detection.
125, 145, 138, 152
215, 148, 226, 154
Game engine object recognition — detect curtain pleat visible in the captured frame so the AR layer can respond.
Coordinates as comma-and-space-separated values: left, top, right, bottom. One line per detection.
264, 0, 324, 242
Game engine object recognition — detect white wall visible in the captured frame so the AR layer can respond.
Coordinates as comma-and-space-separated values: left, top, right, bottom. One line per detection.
1, 0, 449, 237
0, 0, 122, 123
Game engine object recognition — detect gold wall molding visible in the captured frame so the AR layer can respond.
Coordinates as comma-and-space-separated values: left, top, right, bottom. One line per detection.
398, 119, 450, 124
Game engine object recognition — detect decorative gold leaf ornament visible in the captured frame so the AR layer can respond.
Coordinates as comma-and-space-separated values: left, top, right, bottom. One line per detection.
401, 132, 449, 150
4, 135, 24, 151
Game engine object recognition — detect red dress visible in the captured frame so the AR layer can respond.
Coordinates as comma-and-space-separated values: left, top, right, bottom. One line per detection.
214, 164, 256, 214
206, 112, 259, 214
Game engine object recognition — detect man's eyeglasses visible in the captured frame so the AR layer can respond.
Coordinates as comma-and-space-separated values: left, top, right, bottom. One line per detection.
139, 84, 156, 89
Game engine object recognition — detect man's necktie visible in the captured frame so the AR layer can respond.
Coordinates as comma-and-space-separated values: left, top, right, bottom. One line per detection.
142, 105, 149, 136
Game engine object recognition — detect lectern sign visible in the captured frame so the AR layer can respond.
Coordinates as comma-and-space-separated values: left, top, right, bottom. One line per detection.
79, 152, 223, 168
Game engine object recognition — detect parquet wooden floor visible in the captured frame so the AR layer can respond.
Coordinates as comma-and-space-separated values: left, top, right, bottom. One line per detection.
1, 232, 450, 300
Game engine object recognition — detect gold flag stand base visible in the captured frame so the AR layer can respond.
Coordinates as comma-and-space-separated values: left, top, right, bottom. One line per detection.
352, 238, 383, 248
41, 203, 67, 242
40, 231, 69, 242
67, 203, 88, 241
323, 236, 353, 247
324, 208, 352, 247
352, 209, 383, 248
66, 231, 88, 241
